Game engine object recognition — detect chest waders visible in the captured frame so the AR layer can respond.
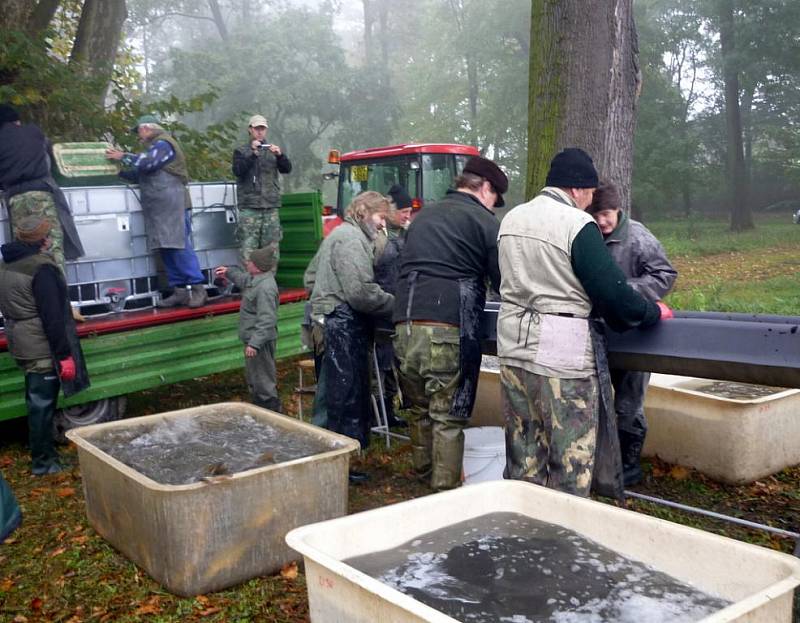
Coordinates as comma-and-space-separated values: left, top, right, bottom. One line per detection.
322, 304, 373, 449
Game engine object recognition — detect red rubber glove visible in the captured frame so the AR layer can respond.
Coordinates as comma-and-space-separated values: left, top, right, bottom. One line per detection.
59, 356, 76, 382
656, 301, 674, 320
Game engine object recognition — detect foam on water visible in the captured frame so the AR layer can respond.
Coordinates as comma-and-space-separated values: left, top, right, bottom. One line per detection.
346, 513, 731, 623
89, 412, 334, 485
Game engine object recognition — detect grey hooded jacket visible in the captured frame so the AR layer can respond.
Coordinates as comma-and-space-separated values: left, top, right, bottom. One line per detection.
604, 212, 677, 301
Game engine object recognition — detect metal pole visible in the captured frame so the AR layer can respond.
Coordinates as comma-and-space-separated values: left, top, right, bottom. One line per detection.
624, 490, 800, 557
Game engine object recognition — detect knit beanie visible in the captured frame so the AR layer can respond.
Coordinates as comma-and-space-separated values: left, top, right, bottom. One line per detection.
15, 216, 51, 243
0, 104, 20, 125
545, 148, 599, 189
249, 247, 276, 272
387, 184, 413, 210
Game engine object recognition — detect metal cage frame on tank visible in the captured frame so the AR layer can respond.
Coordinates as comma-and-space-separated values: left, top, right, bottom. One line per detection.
0, 182, 241, 320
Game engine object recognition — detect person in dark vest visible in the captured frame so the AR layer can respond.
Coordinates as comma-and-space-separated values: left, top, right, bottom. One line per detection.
587, 180, 677, 485
393, 156, 507, 491
0, 104, 86, 320
0, 216, 90, 475
105, 115, 208, 308
372, 184, 414, 428
231, 114, 292, 267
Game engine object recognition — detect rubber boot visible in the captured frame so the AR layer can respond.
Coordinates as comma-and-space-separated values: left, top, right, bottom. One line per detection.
256, 396, 283, 413
188, 284, 208, 309
383, 396, 408, 428
26, 372, 62, 476
408, 410, 433, 477
431, 421, 464, 491
0, 474, 22, 543
619, 429, 645, 487
158, 287, 190, 308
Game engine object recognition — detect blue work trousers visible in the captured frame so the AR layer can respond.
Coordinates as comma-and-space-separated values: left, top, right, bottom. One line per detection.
160, 211, 205, 287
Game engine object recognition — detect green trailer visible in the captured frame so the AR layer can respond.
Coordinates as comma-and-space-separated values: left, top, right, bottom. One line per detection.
0, 189, 323, 430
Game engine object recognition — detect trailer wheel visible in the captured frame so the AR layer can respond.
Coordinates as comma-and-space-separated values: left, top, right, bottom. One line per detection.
54, 397, 127, 443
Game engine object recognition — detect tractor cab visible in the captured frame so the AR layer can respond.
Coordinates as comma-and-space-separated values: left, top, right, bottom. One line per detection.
323, 143, 480, 234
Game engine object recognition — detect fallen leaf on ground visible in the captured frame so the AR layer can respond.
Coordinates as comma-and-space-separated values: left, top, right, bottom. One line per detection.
0, 577, 14, 591
199, 607, 221, 617
280, 561, 298, 580
57, 487, 76, 498
30, 597, 43, 611
49, 547, 66, 558
134, 601, 161, 616
669, 465, 690, 480
13, 615, 28, 622
0, 455, 13, 467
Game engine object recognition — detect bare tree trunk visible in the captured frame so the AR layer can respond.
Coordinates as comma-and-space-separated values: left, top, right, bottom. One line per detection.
448, 0, 479, 146
718, 0, 752, 231
363, 0, 376, 64
526, 0, 640, 212
26, 0, 60, 36
740, 81, 754, 192
69, 0, 128, 105
208, 0, 229, 42
0, 0, 33, 31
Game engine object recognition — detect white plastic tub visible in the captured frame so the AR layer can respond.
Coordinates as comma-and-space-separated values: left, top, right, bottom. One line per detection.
644, 374, 800, 483
67, 402, 359, 596
286, 480, 800, 623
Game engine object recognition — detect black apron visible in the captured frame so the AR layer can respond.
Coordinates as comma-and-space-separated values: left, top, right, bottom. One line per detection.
449, 277, 485, 419
589, 320, 624, 501
403, 272, 485, 419
323, 304, 372, 449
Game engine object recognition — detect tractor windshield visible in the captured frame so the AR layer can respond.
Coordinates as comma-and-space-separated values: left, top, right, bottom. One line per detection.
338, 152, 471, 214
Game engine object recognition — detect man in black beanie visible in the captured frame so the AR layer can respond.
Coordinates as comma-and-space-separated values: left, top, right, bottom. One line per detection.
496, 148, 670, 500
393, 155, 507, 490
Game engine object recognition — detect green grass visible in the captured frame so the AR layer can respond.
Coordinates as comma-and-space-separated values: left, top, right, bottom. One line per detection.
647, 213, 800, 258
667, 274, 800, 314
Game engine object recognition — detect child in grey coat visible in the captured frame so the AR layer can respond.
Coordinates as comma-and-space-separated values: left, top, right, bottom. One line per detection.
215, 247, 281, 411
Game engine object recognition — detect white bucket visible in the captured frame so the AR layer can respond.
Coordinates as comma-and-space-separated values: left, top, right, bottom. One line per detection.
463, 426, 506, 485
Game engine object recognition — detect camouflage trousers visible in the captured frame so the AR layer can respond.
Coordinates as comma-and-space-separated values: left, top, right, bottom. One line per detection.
394, 323, 465, 491
236, 207, 282, 267
8, 191, 65, 272
501, 364, 599, 497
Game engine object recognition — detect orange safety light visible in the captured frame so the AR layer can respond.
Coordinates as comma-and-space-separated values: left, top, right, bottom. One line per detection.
327, 149, 341, 165
411, 198, 423, 211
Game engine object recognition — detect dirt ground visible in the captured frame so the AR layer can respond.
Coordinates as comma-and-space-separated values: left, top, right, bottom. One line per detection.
1, 357, 798, 622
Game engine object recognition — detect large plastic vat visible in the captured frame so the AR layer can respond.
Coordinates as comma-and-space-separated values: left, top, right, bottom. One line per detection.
643, 373, 800, 483
67, 402, 359, 596
286, 480, 800, 622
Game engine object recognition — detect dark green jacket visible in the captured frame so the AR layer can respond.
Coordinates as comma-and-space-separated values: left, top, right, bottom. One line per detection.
232, 144, 292, 210
227, 267, 279, 349
306, 216, 394, 318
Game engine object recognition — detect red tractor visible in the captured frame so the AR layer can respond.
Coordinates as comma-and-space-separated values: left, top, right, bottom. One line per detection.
322, 143, 480, 235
